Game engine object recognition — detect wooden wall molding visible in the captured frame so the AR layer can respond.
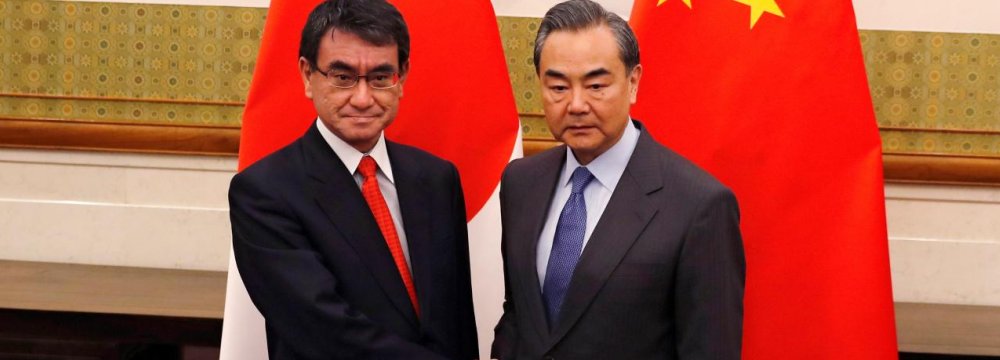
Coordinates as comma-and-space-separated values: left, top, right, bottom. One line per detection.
0, 118, 239, 156
883, 153, 1000, 186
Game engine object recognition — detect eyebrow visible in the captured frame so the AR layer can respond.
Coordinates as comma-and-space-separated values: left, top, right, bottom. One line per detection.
543, 69, 568, 80
583, 68, 611, 79
368, 64, 397, 73
326, 61, 357, 73
324, 61, 397, 73
543, 68, 612, 80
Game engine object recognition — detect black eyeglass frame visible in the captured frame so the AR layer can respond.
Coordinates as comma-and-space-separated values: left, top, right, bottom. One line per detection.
312, 67, 401, 90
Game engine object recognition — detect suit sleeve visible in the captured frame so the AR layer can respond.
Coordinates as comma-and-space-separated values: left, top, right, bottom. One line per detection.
674, 189, 746, 359
447, 164, 480, 359
491, 166, 518, 360
228, 172, 447, 360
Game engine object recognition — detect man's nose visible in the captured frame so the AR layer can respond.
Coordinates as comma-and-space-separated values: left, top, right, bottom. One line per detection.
349, 81, 375, 109
567, 88, 589, 115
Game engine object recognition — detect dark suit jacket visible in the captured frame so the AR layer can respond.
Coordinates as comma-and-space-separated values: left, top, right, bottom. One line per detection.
492, 121, 745, 359
230, 124, 478, 360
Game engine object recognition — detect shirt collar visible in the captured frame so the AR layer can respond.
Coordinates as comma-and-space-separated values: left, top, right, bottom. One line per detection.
562, 118, 639, 191
316, 118, 395, 184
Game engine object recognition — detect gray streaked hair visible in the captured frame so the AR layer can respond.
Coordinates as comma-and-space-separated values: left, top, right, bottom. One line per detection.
533, 0, 640, 73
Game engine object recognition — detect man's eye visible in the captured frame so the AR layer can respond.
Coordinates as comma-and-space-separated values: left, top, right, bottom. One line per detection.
333, 74, 354, 81
371, 73, 391, 82
549, 85, 568, 92
587, 83, 606, 90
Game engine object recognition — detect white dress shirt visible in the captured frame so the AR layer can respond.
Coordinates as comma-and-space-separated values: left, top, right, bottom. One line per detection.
316, 119, 412, 270
536, 120, 641, 286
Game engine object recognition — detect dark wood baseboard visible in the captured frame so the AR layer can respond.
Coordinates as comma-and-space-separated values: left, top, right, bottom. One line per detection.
0, 308, 221, 360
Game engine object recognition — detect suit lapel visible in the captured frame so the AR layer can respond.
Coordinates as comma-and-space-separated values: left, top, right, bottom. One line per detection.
387, 142, 434, 326
547, 130, 663, 349
304, 127, 419, 328
512, 148, 565, 342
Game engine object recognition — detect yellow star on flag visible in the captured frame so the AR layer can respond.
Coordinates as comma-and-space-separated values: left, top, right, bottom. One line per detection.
658, 0, 692, 9
733, 0, 784, 29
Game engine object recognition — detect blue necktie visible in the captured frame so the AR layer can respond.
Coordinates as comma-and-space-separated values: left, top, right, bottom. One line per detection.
543, 166, 595, 328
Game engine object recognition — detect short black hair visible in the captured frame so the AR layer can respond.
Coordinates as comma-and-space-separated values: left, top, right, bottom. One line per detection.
299, 0, 410, 73
534, 0, 640, 74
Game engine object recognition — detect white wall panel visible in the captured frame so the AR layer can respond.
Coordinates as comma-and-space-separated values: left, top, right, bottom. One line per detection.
0, 199, 231, 271
886, 183, 1000, 306
853, 0, 1000, 34
492, 0, 633, 19
0, 149, 236, 271
890, 238, 1000, 306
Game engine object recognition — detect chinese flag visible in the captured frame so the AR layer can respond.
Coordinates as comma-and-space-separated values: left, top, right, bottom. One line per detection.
222, 1, 519, 358
630, 0, 896, 358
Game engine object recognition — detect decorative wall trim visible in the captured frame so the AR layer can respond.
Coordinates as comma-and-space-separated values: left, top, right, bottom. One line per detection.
883, 153, 1000, 185
0, 117, 239, 156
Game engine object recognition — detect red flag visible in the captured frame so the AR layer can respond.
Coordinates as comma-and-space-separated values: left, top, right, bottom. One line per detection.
630, 0, 896, 358
237, 0, 519, 219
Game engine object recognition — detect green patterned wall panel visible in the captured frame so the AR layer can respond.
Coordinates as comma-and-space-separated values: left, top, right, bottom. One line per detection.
496, 17, 552, 140
0, 3, 997, 158
0, 0, 264, 126
861, 31, 1000, 157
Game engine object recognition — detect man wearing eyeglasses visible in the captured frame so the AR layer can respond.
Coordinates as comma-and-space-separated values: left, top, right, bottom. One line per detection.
228, 1, 477, 359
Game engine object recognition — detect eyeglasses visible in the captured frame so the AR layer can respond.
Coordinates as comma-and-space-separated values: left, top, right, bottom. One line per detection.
314, 67, 400, 89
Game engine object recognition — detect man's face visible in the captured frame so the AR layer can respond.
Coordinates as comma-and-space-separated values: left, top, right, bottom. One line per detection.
299, 29, 405, 153
538, 25, 641, 165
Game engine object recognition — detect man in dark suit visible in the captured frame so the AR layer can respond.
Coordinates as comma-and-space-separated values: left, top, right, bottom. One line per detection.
492, 1, 745, 359
229, 1, 477, 358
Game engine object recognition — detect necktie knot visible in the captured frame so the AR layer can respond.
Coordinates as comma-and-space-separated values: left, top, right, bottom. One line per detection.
570, 167, 595, 195
358, 156, 377, 179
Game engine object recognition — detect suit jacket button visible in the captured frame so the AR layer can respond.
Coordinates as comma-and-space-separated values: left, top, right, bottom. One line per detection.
543, 356, 555, 360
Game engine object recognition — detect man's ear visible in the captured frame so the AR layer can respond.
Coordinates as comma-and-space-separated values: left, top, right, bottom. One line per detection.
628, 64, 642, 104
299, 57, 315, 99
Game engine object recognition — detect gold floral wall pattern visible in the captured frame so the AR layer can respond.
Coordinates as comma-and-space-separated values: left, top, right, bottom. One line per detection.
862, 31, 1000, 158
0, 0, 265, 127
